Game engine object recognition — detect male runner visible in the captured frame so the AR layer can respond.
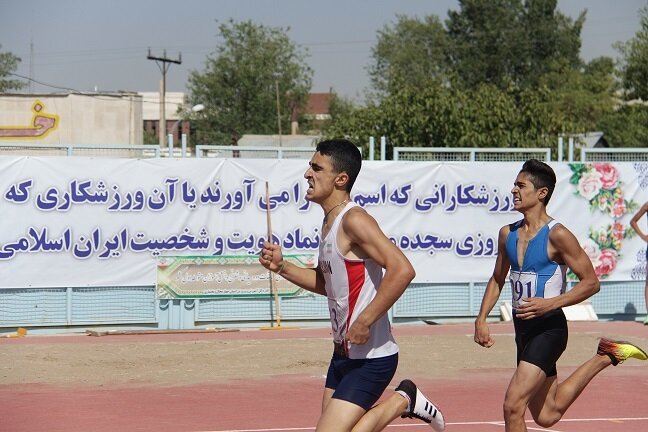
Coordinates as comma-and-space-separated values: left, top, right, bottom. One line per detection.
260, 139, 445, 432
474, 159, 647, 431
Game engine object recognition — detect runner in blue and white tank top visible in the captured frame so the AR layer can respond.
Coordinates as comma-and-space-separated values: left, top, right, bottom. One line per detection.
474, 159, 646, 431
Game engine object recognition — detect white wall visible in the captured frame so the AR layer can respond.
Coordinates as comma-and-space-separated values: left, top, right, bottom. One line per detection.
0, 93, 143, 145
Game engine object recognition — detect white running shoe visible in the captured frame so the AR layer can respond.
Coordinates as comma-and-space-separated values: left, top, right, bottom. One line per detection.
395, 379, 445, 431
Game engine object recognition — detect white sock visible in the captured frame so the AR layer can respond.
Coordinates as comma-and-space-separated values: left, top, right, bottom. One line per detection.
396, 390, 412, 412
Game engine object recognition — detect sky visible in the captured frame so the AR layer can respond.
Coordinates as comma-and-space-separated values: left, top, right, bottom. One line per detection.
1, 0, 646, 102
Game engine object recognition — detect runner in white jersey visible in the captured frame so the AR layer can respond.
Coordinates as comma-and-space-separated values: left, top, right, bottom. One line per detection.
260, 139, 445, 432
474, 159, 647, 432
319, 201, 398, 359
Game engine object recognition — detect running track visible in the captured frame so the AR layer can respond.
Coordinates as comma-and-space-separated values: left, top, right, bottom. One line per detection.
1, 321, 647, 432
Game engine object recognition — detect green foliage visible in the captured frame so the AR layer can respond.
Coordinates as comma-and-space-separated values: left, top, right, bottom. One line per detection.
446, 0, 584, 90
143, 129, 158, 145
368, 14, 451, 97
325, 79, 566, 156
617, 5, 648, 100
596, 105, 648, 148
538, 57, 617, 133
187, 20, 313, 144
0, 45, 26, 92
327, 0, 640, 156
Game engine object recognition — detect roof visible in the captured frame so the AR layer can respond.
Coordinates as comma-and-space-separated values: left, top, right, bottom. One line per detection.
573, 132, 609, 148
305, 93, 333, 116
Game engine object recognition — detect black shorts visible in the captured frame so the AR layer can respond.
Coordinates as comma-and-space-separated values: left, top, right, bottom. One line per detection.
324, 352, 399, 410
513, 309, 568, 377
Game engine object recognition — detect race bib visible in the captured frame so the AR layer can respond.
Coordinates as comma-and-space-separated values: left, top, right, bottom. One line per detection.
327, 296, 347, 341
510, 271, 538, 309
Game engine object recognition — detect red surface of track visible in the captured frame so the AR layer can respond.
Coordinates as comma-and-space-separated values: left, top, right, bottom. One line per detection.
1, 321, 647, 432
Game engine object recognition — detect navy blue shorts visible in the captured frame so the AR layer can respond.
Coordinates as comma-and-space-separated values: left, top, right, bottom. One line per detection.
324, 352, 399, 410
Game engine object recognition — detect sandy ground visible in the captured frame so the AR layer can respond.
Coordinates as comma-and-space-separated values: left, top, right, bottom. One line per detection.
2, 321, 646, 388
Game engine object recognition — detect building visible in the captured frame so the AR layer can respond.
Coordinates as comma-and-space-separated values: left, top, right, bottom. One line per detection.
139, 91, 195, 145
300, 92, 334, 134
573, 131, 609, 148
0, 92, 143, 145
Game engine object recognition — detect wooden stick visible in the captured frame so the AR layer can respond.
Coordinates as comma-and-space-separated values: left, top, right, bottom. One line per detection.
266, 181, 282, 328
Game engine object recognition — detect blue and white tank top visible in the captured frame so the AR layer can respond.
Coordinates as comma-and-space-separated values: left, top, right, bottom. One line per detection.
505, 219, 567, 312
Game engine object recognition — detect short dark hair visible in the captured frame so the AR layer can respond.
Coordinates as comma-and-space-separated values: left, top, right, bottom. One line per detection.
519, 159, 556, 205
315, 139, 362, 192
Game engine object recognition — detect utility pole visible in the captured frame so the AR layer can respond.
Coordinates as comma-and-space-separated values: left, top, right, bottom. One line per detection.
147, 48, 182, 148
274, 79, 282, 147
29, 38, 34, 93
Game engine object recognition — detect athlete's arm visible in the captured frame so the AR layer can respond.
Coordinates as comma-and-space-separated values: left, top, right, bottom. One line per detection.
341, 208, 415, 345
259, 241, 326, 296
515, 224, 599, 319
630, 202, 648, 242
474, 225, 511, 348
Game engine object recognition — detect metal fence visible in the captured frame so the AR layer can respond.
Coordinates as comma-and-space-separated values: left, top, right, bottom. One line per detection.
580, 147, 648, 162
1, 280, 645, 331
195, 145, 319, 159
393, 147, 552, 162
2, 138, 647, 162
0, 143, 161, 158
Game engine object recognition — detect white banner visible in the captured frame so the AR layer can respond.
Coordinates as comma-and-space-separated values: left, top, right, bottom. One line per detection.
1, 156, 646, 287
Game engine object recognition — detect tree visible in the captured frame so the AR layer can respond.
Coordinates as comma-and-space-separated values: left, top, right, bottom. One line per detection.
369, 14, 451, 98
446, 0, 584, 90
597, 104, 648, 148
187, 20, 313, 144
617, 5, 648, 101
0, 45, 26, 92
538, 56, 617, 134
324, 77, 566, 157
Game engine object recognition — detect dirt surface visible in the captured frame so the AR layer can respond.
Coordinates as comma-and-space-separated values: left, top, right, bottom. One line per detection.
1, 321, 647, 388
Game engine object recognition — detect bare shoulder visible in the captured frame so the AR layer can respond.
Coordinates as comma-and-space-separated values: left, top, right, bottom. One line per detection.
342, 206, 377, 231
548, 223, 579, 248
342, 206, 372, 225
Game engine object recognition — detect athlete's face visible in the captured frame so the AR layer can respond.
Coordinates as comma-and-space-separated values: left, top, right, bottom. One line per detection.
511, 172, 546, 211
304, 152, 339, 204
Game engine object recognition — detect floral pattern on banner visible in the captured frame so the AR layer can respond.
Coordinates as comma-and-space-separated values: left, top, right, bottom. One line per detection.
577, 223, 636, 280
568, 163, 639, 280
569, 163, 638, 218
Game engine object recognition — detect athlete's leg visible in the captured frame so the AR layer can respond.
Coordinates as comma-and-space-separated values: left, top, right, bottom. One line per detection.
503, 361, 547, 432
644, 276, 648, 325
316, 395, 367, 432
318, 353, 400, 432
319, 382, 444, 432
528, 350, 613, 427
351, 392, 408, 432
320, 387, 334, 413
352, 381, 444, 432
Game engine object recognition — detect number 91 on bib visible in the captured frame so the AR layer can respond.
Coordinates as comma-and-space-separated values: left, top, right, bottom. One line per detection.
510, 271, 538, 309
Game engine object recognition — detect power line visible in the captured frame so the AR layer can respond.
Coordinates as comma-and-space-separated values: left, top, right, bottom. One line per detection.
5, 72, 174, 106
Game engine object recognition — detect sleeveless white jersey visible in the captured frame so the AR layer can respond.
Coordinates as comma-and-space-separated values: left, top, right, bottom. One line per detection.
318, 202, 398, 359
